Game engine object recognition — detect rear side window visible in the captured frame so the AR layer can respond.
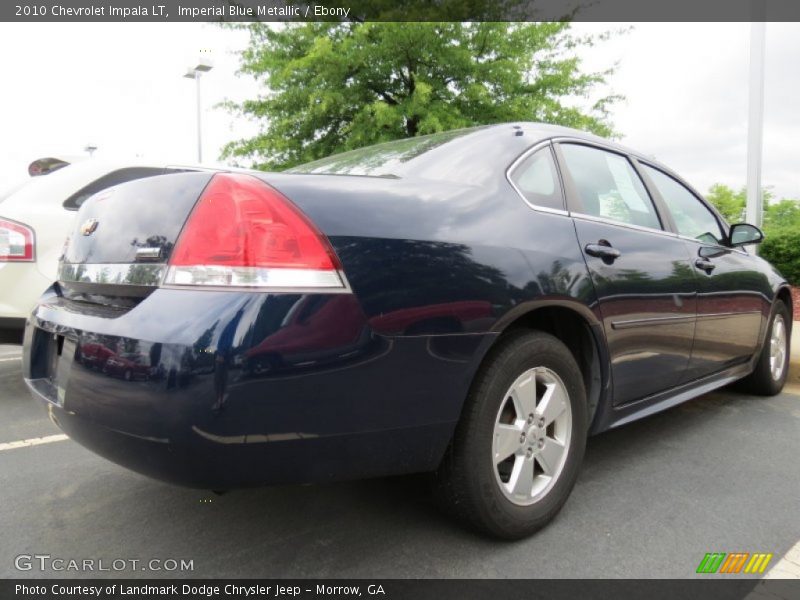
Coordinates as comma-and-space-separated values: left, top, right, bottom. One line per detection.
63, 167, 168, 211
509, 146, 565, 211
641, 165, 725, 245
559, 144, 662, 230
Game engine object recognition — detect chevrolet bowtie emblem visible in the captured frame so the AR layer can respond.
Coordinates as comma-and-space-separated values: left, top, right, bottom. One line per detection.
81, 218, 99, 236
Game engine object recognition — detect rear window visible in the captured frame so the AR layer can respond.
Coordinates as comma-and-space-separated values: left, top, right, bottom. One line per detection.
63, 167, 174, 211
286, 129, 475, 177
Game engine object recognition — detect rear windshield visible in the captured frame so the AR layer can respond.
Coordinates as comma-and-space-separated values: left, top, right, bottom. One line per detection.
286, 128, 477, 177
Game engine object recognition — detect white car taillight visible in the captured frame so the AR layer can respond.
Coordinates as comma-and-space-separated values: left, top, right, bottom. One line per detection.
0, 218, 35, 262
164, 173, 345, 290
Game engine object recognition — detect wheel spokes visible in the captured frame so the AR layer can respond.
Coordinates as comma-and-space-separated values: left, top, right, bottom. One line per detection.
536, 382, 567, 427
511, 373, 537, 418
536, 438, 566, 476
509, 457, 535, 498
494, 423, 522, 463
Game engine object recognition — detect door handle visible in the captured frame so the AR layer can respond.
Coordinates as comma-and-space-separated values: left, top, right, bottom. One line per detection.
694, 258, 716, 273
585, 242, 621, 261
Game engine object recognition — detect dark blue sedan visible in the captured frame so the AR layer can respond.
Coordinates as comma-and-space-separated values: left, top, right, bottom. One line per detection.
22, 124, 792, 538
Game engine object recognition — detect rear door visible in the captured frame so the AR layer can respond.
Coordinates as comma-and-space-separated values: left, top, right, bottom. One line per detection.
554, 142, 697, 406
638, 164, 767, 380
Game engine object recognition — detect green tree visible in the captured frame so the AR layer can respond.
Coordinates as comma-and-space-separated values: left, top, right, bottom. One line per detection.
760, 229, 800, 285
764, 198, 800, 232
706, 183, 746, 223
706, 182, 800, 229
221, 22, 620, 170
705, 183, 792, 226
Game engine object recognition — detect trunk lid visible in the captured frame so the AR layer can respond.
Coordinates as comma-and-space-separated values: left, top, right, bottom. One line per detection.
58, 172, 214, 305
63, 172, 213, 265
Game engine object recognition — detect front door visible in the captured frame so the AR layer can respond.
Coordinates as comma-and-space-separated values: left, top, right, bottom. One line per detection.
556, 142, 697, 406
638, 164, 767, 380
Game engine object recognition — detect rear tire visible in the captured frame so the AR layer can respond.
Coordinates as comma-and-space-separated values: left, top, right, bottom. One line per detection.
739, 301, 791, 396
433, 330, 587, 539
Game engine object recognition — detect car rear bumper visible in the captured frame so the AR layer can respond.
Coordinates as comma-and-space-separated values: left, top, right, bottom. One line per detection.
23, 286, 494, 488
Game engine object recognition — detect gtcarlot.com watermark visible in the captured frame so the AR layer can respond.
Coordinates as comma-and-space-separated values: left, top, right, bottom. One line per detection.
15, 553, 194, 572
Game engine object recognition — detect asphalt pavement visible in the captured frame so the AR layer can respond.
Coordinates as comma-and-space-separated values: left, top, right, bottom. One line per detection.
1, 342, 799, 579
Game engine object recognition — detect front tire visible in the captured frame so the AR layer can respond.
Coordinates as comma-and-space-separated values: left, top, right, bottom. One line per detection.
739, 301, 791, 396
434, 330, 587, 539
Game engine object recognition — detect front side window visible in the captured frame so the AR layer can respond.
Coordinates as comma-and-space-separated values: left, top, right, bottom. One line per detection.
559, 144, 661, 230
509, 146, 564, 211
641, 165, 724, 245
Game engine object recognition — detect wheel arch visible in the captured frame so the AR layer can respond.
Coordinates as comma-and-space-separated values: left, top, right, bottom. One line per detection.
466, 300, 610, 429
776, 285, 793, 333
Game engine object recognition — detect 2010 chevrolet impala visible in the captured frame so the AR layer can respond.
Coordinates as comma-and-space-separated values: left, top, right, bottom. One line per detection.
22, 124, 792, 538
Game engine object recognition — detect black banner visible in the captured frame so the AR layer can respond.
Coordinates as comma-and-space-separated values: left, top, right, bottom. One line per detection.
4, 579, 800, 600
0, 0, 796, 22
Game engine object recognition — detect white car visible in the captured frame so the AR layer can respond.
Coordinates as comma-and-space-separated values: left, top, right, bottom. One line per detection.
0, 159, 200, 343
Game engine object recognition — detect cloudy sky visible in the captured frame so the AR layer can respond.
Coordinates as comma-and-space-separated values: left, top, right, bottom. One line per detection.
0, 22, 797, 200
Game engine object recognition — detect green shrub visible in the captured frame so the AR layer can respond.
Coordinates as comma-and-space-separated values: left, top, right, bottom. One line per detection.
760, 229, 800, 285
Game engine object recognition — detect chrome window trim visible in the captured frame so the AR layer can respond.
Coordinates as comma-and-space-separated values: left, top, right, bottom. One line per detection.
677, 234, 749, 256
505, 140, 570, 216
550, 136, 650, 163
570, 210, 679, 240
553, 138, 670, 234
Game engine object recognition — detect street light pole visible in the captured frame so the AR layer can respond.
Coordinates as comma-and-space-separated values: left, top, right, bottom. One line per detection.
745, 22, 766, 235
195, 70, 202, 163
184, 55, 214, 164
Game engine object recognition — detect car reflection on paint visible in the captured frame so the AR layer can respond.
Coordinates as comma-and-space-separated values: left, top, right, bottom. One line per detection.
102, 352, 152, 381
242, 295, 373, 376
369, 300, 494, 335
75, 342, 115, 370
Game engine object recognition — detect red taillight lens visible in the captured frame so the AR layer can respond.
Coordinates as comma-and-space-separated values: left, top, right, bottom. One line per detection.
0, 218, 35, 262
166, 174, 344, 289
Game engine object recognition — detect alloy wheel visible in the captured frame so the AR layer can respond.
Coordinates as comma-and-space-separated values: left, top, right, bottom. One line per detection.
492, 367, 572, 506
770, 314, 787, 381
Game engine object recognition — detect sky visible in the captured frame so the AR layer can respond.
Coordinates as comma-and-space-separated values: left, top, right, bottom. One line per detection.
0, 22, 797, 200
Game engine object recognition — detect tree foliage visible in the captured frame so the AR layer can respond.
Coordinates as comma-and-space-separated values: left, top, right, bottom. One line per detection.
221, 22, 620, 170
764, 198, 800, 232
705, 183, 800, 230
706, 183, 800, 285
706, 183, 747, 223
760, 230, 800, 285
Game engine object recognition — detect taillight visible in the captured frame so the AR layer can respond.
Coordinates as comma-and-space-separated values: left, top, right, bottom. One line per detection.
0, 218, 35, 262
165, 173, 345, 289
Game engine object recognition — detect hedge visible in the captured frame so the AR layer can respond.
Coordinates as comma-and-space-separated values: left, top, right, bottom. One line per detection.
760, 229, 800, 286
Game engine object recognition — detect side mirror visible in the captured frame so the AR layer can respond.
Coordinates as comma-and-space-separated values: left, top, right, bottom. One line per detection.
728, 223, 764, 247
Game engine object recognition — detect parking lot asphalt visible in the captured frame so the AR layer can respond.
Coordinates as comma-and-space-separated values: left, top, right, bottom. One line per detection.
1, 342, 799, 579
